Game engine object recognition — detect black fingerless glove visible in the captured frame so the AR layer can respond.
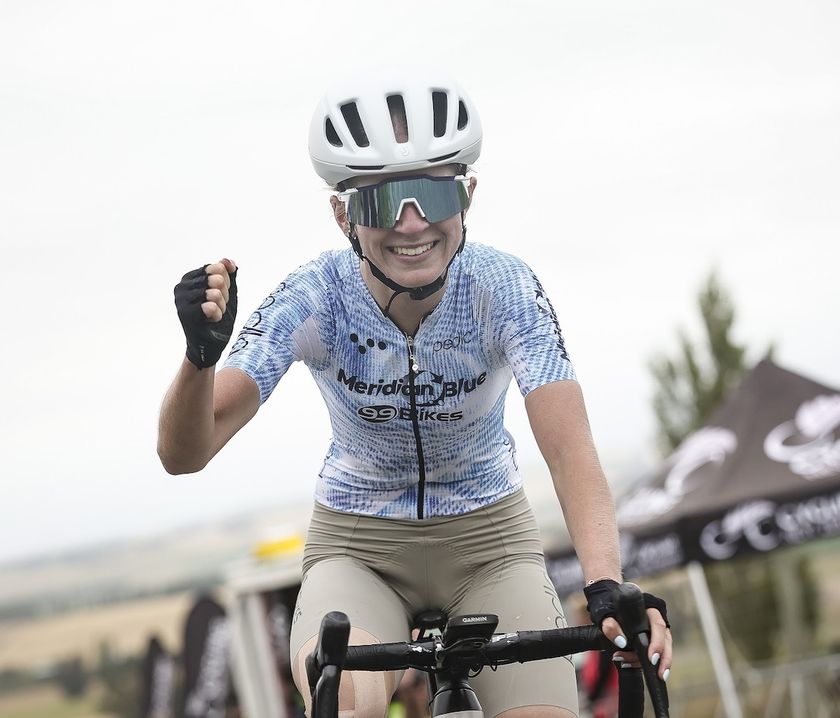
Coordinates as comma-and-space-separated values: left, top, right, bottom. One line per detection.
643, 592, 670, 628
584, 579, 671, 629
583, 579, 620, 627
174, 266, 238, 369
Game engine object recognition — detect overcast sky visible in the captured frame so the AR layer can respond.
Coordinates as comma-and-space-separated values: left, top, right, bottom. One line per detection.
1, 0, 838, 565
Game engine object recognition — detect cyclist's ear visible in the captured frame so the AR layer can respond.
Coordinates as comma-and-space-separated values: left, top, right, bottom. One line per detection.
465, 176, 478, 213
330, 195, 350, 236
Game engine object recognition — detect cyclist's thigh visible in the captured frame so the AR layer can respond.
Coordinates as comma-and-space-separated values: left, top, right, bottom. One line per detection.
290, 556, 410, 718
457, 554, 579, 718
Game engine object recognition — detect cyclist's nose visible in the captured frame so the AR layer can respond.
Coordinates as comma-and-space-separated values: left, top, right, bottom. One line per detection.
394, 201, 429, 234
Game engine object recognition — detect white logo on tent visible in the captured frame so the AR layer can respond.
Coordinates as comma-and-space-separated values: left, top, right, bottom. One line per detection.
700, 500, 780, 559
700, 493, 840, 560
764, 394, 840, 479
617, 427, 737, 525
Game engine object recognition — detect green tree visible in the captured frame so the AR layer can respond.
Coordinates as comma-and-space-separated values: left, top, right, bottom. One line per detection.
97, 640, 142, 717
649, 270, 749, 454
649, 271, 818, 664
54, 655, 88, 698
797, 555, 820, 640
705, 557, 779, 662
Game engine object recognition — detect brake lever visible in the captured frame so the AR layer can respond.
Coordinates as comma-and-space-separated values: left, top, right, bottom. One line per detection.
615, 582, 670, 718
309, 611, 351, 718
318, 611, 351, 667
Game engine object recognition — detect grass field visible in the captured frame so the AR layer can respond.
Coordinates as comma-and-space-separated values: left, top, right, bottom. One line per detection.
0, 684, 114, 718
0, 591, 195, 670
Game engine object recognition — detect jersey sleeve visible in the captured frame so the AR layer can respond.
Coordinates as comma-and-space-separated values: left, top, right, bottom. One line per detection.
492, 256, 576, 396
223, 256, 334, 403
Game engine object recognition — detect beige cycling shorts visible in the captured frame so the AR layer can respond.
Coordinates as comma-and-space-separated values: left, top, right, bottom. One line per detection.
289, 489, 579, 717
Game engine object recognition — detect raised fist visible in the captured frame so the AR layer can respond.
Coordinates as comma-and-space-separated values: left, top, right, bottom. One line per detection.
174, 259, 238, 369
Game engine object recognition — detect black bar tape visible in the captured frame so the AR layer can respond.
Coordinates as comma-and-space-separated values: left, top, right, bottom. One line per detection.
510, 626, 611, 662
345, 642, 434, 672
617, 664, 645, 718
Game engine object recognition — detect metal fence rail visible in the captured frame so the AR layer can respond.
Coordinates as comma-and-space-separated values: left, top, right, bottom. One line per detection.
664, 653, 840, 718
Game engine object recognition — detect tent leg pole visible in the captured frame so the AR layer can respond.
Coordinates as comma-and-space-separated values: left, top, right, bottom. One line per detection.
687, 561, 744, 718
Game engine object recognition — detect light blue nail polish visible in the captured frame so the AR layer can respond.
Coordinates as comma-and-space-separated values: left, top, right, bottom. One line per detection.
663, 668, 670, 682
651, 653, 660, 666
614, 635, 627, 649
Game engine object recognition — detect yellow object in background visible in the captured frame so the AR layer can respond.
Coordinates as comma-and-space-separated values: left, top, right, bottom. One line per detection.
252, 532, 304, 560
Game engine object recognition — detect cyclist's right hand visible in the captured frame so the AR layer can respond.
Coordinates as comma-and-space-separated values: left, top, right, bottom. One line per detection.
174, 258, 238, 369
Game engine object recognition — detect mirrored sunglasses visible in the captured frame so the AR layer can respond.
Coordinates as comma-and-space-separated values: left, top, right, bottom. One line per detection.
339, 175, 470, 229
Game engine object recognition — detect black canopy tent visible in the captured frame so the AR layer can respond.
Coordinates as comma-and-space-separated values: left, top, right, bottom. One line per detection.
544, 360, 840, 718
546, 359, 840, 595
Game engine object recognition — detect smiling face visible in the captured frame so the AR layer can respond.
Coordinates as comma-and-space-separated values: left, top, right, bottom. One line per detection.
331, 165, 477, 306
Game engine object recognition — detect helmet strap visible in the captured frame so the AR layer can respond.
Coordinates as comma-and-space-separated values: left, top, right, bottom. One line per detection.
348, 216, 467, 319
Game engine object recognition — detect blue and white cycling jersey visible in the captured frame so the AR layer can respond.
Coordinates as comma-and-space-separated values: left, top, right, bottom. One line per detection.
223, 242, 575, 519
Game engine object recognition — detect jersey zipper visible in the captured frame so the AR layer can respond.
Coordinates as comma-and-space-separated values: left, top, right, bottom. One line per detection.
404, 333, 427, 519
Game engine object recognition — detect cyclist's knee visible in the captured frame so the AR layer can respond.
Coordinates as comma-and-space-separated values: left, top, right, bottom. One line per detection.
339, 669, 394, 718
292, 628, 397, 718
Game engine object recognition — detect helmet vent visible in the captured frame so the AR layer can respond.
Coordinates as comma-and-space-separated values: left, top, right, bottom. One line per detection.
457, 100, 468, 130
325, 118, 342, 147
428, 150, 459, 163
386, 95, 409, 144
340, 102, 370, 148
432, 91, 448, 138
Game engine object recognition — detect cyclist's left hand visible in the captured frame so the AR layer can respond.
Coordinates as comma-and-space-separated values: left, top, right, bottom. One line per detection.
603, 608, 672, 681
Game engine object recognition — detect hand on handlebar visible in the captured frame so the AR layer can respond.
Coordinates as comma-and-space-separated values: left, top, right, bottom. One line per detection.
603, 608, 672, 681
584, 580, 673, 682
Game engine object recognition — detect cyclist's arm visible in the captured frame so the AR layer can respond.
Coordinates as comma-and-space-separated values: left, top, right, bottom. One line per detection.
526, 380, 674, 677
524, 379, 621, 583
157, 361, 259, 474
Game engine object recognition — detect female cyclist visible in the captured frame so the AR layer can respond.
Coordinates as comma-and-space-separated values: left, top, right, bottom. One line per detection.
158, 69, 672, 718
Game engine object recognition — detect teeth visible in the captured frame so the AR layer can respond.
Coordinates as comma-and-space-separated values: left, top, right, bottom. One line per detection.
393, 242, 434, 256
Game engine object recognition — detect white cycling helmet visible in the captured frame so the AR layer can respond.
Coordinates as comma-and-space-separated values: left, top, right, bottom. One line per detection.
309, 68, 482, 186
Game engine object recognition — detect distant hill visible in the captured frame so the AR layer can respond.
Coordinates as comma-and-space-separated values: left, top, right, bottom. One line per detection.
0, 503, 312, 619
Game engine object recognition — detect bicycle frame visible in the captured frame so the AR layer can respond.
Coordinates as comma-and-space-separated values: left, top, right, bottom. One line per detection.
307, 582, 670, 718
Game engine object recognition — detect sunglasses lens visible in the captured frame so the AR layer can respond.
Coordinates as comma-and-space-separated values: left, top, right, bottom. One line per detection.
346, 177, 469, 228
